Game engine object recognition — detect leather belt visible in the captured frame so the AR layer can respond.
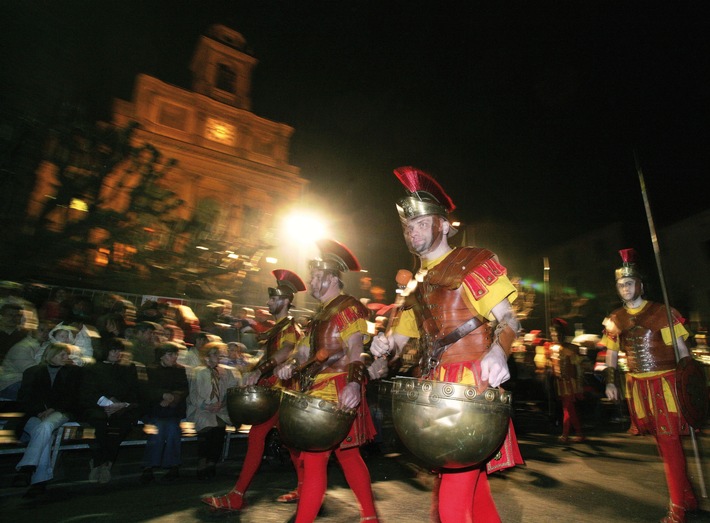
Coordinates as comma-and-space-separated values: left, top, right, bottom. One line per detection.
424, 316, 485, 375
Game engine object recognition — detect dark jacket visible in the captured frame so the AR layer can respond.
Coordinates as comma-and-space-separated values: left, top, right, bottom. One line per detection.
145, 362, 188, 419
17, 363, 82, 431
80, 360, 143, 421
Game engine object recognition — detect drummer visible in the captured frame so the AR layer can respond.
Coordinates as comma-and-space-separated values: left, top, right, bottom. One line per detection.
276, 239, 379, 523
370, 166, 523, 523
202, 269, 306, 512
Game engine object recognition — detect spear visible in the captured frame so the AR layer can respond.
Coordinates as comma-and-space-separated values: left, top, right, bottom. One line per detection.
635, 151, 707, 497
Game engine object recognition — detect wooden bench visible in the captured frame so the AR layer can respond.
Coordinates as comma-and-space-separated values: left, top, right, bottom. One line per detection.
0, 419, 250, 468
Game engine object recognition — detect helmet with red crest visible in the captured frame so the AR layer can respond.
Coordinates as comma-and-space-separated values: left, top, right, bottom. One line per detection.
269, 269, 307, 300
393, 166, 457, 236
309, 239, 362, 274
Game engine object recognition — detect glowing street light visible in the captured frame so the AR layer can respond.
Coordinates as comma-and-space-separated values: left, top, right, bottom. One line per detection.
282, 211, 328, 244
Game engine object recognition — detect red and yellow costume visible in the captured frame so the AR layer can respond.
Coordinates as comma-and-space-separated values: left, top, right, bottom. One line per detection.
394, 246, 523, 523
602, 299, 696, 515
549, 340, 584, 441
230, 317, 303, 506
293, 293, 378, 523
202, 269, 305, 512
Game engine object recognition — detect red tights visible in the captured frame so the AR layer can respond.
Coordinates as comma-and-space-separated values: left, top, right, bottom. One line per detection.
437, 467, 500, 523
561, 396, 582, 437
231, 415, 302, 496
656, 435, 696, 509
295, 447, 378, 523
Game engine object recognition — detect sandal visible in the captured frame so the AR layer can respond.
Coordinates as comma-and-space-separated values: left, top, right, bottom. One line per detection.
201, 490, 245, 512
661, 502, 686, 523
276, 489, 300, 503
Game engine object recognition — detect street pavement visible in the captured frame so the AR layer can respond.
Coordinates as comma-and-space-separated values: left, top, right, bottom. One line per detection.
2, 403, 710, 523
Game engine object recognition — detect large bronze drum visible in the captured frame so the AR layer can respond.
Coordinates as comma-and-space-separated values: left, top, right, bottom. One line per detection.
391, 377, 511, 470
278, 390, 356, 451
226, 385, 282, 427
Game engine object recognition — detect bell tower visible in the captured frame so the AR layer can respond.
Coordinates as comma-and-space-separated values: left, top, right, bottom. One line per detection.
189, 24, 258, 111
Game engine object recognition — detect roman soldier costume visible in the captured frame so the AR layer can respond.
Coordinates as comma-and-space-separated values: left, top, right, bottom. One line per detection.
548, 318, 585, 442
391, 166, 523, 522
281, 238, 378, 523
602, 248, 697, 523
202, 269, 305, 512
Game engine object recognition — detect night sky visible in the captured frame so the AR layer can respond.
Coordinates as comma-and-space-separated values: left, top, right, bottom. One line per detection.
3, 1, 710, 291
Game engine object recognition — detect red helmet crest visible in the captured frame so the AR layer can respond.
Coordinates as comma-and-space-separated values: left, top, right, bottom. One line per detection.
269, 269, 306, 298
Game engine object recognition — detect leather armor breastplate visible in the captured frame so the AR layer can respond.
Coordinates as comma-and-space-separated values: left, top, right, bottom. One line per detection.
309, 295, 368, 372
412, 248, 494, 364
613, 302, 677, 373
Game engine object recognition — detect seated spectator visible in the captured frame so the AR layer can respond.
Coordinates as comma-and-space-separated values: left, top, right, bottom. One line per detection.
0, 299, 27, 365
141, 341, 189, 483
187, 341, 237, 478
220, 341, 254, 377
48, 323, 82, 366
0, 320, 54, 400
0, 281, 39, 331
97, 312, 128, 340
55, 296, 100, 365
13, 343, 81, 497
178, 331, 219, 380
80, 337, 143, 483
137, 300, 164, 324
37, 287, 69, 323
128, 321, 164, 366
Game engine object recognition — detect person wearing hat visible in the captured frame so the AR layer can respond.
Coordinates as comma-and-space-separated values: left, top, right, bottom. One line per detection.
202, 269, 306, 512
140, 341, 189, 483
602, 248, 697, 523
187, 340, 238, 479
548, 317, 585, 443
274, 240, 379, 523
370, 166, 523, 523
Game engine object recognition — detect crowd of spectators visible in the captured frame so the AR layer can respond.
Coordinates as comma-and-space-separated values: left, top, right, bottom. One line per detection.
0, 281, 269, 498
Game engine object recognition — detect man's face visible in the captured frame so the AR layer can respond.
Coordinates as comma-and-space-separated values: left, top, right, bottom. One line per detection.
310, 269, 335, 301
0, 306, 23, 329
267, 296, 288, 316
616, 277, 642, 303
401, 215, 446, 256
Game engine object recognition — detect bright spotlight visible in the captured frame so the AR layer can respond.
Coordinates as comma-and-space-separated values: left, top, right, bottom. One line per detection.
283, 212, 328, 244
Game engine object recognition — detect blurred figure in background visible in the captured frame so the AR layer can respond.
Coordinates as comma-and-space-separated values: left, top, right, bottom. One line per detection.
187, 341, 237, 479
549, 318, 585, 443
128, 321, 164, 366
37, 287, 69, 323
0, 320, 54, 400
141, 341, 189, 484
0, 299, 27, 365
